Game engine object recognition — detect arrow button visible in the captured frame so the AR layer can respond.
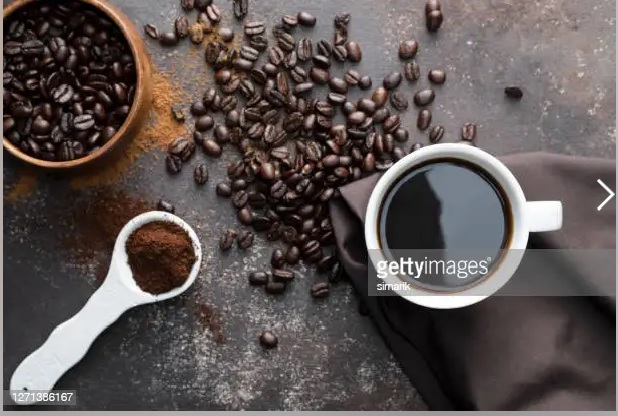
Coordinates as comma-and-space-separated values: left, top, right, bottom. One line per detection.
597, 179, 615, 211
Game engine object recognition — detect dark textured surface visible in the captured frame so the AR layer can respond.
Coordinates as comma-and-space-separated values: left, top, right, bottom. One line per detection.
3, 0, 615, 410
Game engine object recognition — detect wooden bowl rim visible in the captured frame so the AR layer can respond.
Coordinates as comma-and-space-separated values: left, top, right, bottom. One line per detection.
2, 0, 147, 170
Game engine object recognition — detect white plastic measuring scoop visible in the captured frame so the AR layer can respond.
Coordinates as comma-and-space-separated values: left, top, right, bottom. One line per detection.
10, 211, 202, 405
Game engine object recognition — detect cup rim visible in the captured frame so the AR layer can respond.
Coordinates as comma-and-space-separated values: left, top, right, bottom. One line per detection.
2, 0, 147, 170
364, 143, 529, 309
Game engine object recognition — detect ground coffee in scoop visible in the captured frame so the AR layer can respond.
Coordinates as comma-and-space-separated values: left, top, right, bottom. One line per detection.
126, 221, 196, 294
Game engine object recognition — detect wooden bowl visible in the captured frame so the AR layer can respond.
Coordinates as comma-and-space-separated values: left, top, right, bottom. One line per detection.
2, 0, 152, 171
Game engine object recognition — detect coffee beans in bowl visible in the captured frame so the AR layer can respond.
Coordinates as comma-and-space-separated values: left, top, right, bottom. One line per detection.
2, 0, 151, 169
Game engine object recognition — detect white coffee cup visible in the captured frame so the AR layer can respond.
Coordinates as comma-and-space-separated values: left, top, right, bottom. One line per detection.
364, 143, 563, 309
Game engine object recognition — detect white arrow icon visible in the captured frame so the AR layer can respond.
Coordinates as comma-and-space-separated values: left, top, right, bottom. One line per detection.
597, 179, 615, 211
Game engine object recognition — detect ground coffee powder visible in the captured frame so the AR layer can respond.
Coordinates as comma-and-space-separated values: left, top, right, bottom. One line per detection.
126, 221, 196, 294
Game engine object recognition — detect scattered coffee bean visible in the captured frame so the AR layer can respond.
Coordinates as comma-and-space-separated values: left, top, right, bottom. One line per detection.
404, 60, 421, 82
166, 155, 183, 174
345, 41, 362, 62
429, 125, 445, 143
159, 32, 179, 46
265, 280, 286, 294
144, 23, 159, 39
358, 75, 372, 90
233, 0, 249, 20
202, 139, 222, 157
244, 21, 265, 36
259, 331, 278, 348
216, 182, 233, 197
175, 16, 190, 39
237, 229, 255, 249
428, 69, 446, 84
219, 27, 235, 42
157, 199, 176, 214
297, 11, 317, 27
417, 109, 432, 130
272, 268, 295, 282
285, 246, 300, 264
399, 39, 419, 60
505, 86, 523, 99
413, 89, 435, 107
219, 228, 237, 251
390, 92, 409, 111
249, 271, 269, 286
310, 282, 330, 299
194, 163, 209, 185
461, 122, 477, 142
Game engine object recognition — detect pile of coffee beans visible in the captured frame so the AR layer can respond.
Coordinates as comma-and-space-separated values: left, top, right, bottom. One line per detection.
143, 0, 486, 301
3, 0, 137, 162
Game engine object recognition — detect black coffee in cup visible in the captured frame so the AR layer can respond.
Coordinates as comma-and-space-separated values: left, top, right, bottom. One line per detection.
377, 158, 512, 291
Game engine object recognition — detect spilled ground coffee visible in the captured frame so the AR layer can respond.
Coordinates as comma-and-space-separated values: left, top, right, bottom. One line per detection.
126, 221, 196, 294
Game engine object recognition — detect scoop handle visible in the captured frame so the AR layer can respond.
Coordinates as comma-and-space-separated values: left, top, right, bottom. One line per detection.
9, 278, 139, 404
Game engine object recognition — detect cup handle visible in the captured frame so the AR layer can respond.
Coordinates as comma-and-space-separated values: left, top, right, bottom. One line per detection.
525, 201, 563, 232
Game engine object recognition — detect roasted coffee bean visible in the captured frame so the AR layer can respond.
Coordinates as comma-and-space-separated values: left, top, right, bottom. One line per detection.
232, 190, 249, 208
505, 86, 523, 99
283, 112, 303, 132
195, 115, 215, 132
358, 75, 372, 90
159, 32, 179, 46
205, 4, 221, 23
297, 38, 313, 62
244, 21, 266, 36
412, 142, 424, 152
270, 180, 288, 199
271, 249, 286, 268
312, 39, 330, 58
233, 0, 249, 20
371, 87, 389, 108
413, 89, 435, 107
310, 67, 330, 85
237, 229, 254, 249
310, 282, 330, 299
312, 54, 331, 70
265, 280, 286, 294
383, 71, 403, 90
195, 0, 213, 11
327, 93, 347, 106
332, 44, 348, 62
272, 268, 295, 282
428, 69, 446, 85
175, 16, 190, 39
166, 154, 183, 174
276, 72, 290, 96
283, 245, 300, 264
157, 199, 176, 214
390, 92, 408, 111
73, 114, 95, 131
259, 330, 279, 348
393, 128, 409, 143
51, 84, 73, 104
191, 101, 208, 117
297, 11, 317, 27
189, 23, 205, 43
193, 164, 209, 185
290, 66, 308, 83
219, 228, 237, 251
329, 77, 348, 94
219, 27, 235, 43
268, 46, 285, 66
393, 146, 407, 161
240, 45, 260, 62
426, 10, 444, 32
399, 39, 419, 60
22, 40, 45, 56
417, 109, 432, 130
345, 41, 362, 62
249, 35, 268, 52
342, 70, 360, 87
216, 182, 233, 197
355, 98, 374, 116
203, 139, 222, 156
404, 60, 421, 82
277, 33, 296, 52
383, 115, 401, 134
347, 111, 367, 126
249, 271, 269, 286
294, 82, 314, 96
168, 137, 195, 161
282, 14, 298, 27
429, 125, 445, 143
461, 122, 477, 142
144, 23, 159, 39
361, 152, 376, 172
283, 50, 298, 69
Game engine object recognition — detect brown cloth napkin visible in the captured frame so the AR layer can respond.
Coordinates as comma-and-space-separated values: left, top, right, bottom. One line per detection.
329, 152, 616, 410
